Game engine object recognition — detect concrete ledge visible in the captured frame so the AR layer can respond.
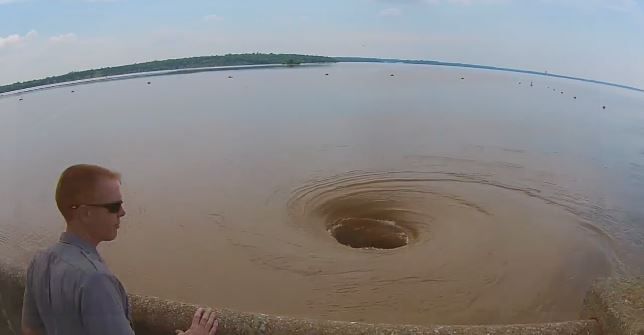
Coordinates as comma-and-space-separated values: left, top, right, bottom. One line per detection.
0, 261, 25, 335
0, 260, 634, 335
131, 294, 600, 335
582, 276, 644, 335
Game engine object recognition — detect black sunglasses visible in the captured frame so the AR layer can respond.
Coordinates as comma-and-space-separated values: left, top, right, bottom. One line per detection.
71, 201, 123, 214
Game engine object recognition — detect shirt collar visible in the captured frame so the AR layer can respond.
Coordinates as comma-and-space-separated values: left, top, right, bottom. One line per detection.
59, 232, 99, 256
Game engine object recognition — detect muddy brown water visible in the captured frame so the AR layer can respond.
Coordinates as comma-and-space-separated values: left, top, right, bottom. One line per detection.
1, 63, 643, 325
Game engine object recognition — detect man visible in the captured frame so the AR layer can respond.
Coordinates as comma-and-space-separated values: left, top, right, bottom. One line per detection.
21, 164, 218, 335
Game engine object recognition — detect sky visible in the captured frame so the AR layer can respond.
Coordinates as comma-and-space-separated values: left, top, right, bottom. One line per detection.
1, 0, 643, 87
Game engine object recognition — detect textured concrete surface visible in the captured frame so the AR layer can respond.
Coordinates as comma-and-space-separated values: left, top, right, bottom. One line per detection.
582, 276, 644, 335
0, 260, 639, 335
0, 261, 25, 335
130, 294, 600, 335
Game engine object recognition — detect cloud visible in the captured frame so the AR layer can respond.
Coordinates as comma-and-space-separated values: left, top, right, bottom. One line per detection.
0, 0, 23, 4
375, 0, 638, 8
372, 0, 507, 4
0, 30, 37, 49
203, 14, 224, 22
539, 0, 640, 12
379, 7, 403, 16
446, 0, 509, 4
372, 0, 420, 3
391, 0, 640, 7
0, 35, 23, 48
49, 33, 78, 44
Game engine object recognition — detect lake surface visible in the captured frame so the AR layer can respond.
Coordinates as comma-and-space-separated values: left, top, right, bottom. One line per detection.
1, 63, 643, 325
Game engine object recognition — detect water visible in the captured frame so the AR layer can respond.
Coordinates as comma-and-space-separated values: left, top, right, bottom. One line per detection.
1, 63, 643, 325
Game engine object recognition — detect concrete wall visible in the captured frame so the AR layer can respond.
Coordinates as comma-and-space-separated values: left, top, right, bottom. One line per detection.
1, 260, 641, 335
0, 262, 23, 335
581, 276, 644, 335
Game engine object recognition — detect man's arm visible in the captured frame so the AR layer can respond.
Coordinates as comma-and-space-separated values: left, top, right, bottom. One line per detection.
79, 272, 135, 335
22, 286, 44, 335
21, 258, 44, 335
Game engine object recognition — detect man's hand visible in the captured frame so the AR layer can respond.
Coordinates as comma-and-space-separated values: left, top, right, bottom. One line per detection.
175, 308, 218, 335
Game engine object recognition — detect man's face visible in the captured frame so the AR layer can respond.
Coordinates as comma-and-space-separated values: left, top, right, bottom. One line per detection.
81, 178, 126, 243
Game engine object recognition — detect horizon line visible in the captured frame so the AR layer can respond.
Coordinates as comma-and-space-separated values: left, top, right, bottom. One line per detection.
334, 56, 644, 93
2, 53, 643, 94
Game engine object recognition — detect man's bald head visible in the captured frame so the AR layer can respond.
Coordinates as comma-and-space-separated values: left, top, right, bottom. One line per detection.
55, 164, 121, 221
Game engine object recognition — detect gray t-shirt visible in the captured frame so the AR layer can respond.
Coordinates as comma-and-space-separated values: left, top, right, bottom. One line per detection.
22, 232, 134, 335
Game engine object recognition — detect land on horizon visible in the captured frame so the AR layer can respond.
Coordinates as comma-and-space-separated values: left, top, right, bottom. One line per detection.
2, 53, 642, 95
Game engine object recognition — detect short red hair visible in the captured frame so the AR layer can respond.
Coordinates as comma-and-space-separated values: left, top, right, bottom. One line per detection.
55, 164, 121, 220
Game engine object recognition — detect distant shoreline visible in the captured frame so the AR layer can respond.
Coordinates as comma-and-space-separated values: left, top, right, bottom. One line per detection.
2, 53, 642, 96
0, 53, 336, 96
0, 63, 329, 97
336, 57, 644, 93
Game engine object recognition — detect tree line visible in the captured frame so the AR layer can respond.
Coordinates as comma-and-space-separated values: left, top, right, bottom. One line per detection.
1, 53, 336, 94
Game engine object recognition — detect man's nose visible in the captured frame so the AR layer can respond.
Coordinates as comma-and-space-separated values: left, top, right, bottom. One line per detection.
118, 206, 126, 217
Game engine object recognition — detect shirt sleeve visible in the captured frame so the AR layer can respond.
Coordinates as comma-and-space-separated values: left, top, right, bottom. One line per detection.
21, 257, 44, 332
79, 272, 135, 335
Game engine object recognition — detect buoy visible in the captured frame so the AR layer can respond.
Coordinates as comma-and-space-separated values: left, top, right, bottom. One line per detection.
147, 81, 151, 85
390, 74, 395, 77
460, 77, 464, 80
325, 73, 329, 76
19, 98, 23, 101
228, 76, 233, 79
71, 90, 75, 93
603, 106, 606, 109
561, 91, 564, 94
573, 96, 577, 99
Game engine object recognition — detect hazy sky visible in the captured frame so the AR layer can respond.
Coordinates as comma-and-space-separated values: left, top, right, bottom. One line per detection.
1, 0, 643, 87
